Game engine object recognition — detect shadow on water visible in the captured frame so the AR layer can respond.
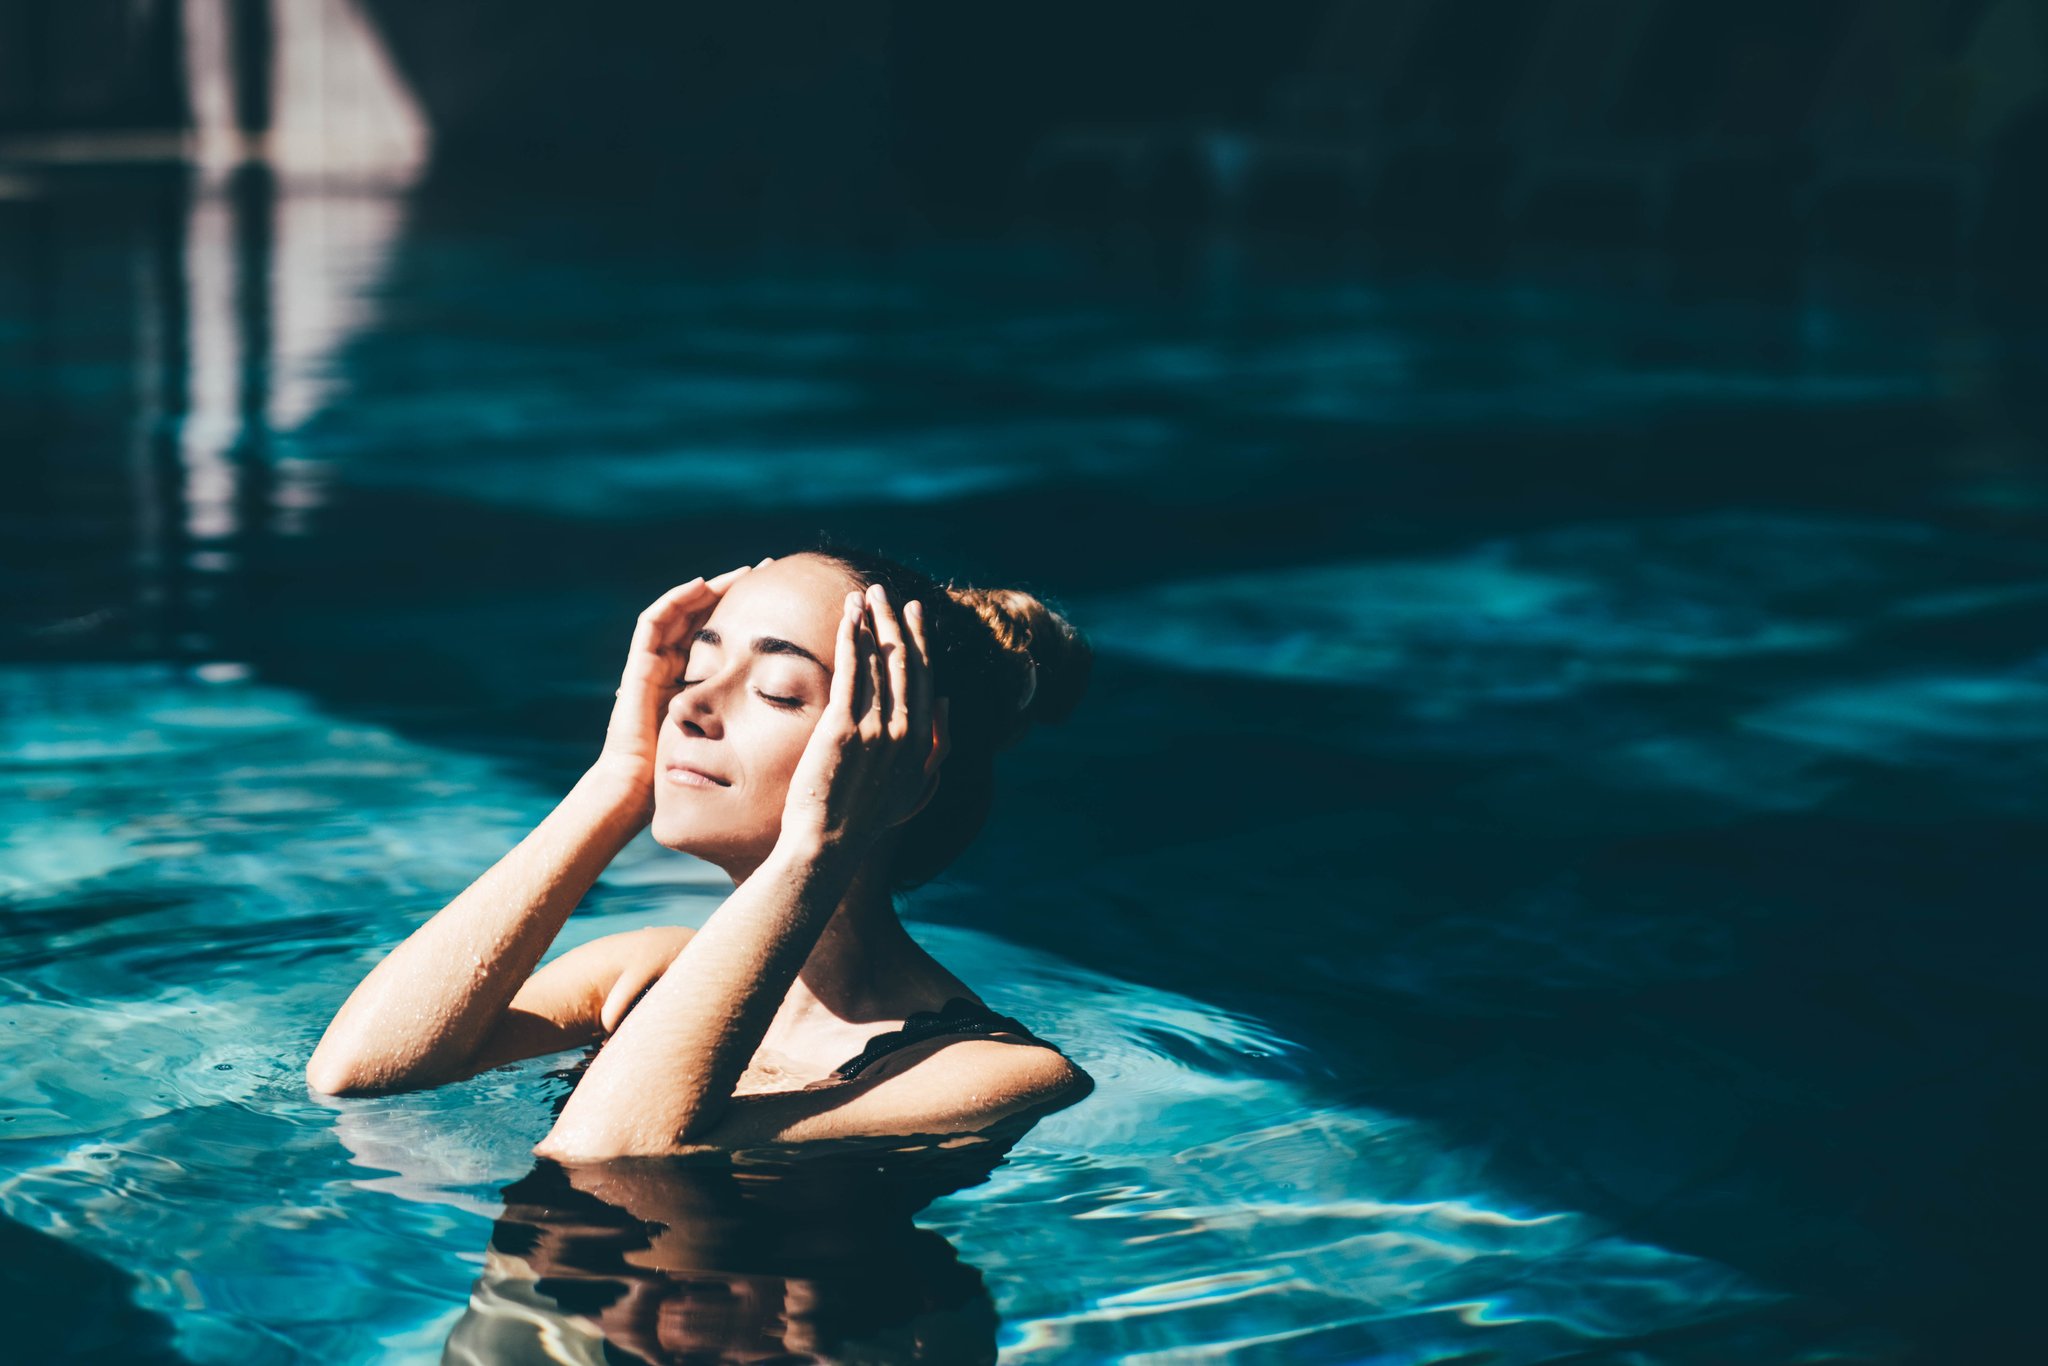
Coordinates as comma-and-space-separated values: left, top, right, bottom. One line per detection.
0, 1212, 193, 1363
8, 170, 2048, 1360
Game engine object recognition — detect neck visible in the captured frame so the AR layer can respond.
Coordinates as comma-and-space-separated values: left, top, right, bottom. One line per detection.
730, 838, 925, 1023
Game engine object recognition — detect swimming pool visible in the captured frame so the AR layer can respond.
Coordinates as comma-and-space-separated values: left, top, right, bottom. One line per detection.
4, 177, 2043, 1361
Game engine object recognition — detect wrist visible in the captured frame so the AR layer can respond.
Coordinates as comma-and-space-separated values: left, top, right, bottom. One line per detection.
573, 763, 654, 824
769, 830, 866, 886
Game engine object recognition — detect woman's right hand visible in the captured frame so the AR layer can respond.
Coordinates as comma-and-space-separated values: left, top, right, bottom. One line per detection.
591, 559, 773, 815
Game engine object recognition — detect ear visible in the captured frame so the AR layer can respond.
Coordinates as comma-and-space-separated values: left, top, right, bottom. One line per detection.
904, 768, 943, 824
900, 697, 950, 825
930, 696, 952, 772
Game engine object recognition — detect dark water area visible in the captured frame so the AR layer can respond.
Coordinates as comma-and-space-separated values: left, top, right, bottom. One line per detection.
5, 169, 2047, 1361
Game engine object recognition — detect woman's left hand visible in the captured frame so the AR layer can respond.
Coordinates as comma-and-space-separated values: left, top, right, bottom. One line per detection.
780, 583, 948, 858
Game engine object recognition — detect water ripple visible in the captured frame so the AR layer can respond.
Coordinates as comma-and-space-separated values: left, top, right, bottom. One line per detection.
0, 663, 1899, 1362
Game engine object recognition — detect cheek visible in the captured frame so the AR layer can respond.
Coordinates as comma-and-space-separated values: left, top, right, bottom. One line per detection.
714, 714, 814, 798
760, 727, 813, 789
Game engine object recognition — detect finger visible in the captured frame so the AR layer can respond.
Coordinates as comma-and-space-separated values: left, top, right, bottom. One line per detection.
869, 585, 910, 740
904, 598, 934, 766
650, 568, 748, 655
629, 578, 707, 662
860, 596, 883, 730
649, 582, 718, 657
827, 590, 861, 718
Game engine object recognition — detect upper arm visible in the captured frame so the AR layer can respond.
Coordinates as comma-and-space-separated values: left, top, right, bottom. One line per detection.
532, 1038, 1092, 1160
456, 926, 695, 1080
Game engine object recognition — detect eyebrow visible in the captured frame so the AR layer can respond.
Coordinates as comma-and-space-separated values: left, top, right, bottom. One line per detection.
692, 627, 830, 675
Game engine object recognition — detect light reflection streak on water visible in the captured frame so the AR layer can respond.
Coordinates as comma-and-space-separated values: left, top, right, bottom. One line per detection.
180, 189, 241, 548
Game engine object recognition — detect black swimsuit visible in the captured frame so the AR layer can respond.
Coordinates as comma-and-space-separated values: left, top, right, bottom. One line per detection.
562, 994, 1057, 1101
827, 997, 1050, 1081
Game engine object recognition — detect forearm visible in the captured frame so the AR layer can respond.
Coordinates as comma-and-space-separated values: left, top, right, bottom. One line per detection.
535, 834, 857, 1158
307, 766, 648, 1094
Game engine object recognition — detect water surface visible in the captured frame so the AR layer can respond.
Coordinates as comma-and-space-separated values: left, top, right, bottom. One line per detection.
4, 177, 2044, 1361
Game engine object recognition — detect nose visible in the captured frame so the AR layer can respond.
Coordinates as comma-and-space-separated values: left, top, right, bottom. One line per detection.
667, 663, 733, 733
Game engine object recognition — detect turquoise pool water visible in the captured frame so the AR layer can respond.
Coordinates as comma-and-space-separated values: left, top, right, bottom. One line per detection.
5, 177, 2045, 1361
1, 664, 1891, 1362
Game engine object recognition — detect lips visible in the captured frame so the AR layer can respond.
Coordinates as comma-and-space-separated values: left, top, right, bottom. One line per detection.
665, 763, 730, 787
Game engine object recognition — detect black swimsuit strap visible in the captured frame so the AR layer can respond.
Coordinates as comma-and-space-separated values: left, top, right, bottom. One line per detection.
831, 997, 1046, 1081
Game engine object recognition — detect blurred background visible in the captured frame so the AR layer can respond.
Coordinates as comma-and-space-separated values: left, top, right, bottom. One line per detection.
4, 2, 2046, 1362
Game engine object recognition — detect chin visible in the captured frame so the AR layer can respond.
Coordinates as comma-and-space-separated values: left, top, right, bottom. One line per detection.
649, 812, 773, 869
649, 812, 706, 855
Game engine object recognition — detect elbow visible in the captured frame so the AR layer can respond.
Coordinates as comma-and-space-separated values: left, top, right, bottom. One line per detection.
306, 1034, 465, 1097
530, 1134, 593, 1163
305, 1054, 361, 1097
531, 1129, 635, 1164
306, 1028, 375, 1096
304, 1050, 408, 1098
534, 1110, 711, 1164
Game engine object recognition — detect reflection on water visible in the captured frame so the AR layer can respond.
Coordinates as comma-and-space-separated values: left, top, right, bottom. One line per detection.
439, 1052, 1064, 1363
165, 167, 413, 658
446, 1141, 1016, 1365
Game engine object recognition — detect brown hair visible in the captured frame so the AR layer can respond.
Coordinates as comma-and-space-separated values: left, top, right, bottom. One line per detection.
796, 534, 1092, 892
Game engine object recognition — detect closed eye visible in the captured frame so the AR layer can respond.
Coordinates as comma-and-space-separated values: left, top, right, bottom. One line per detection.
678, 679, 804, 709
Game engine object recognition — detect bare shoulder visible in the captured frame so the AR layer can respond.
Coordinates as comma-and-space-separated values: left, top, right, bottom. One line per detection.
459, 925, 697, 1077
531, 923, 697, 1003
847, 1033, 1097, 1128
675, 1032, 1093, 1152
528, 923, 696, 978
923, 1037, 1094, 1105
853, 990, 1094, 1113
591, 924, 697, 956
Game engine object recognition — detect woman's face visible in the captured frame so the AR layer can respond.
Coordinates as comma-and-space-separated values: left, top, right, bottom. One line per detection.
651, 554, 857, 876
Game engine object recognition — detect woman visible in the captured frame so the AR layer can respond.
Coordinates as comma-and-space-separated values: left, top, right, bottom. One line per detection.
306, 538, 1095, 1161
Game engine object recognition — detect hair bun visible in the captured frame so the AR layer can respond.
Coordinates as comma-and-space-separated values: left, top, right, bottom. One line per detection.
798, 536, 1096, 891
951, 585, 1091, 735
